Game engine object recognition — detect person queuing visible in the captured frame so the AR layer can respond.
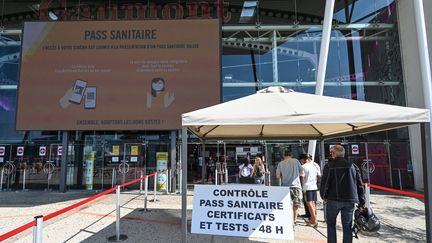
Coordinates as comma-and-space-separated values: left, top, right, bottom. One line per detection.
276, 150, 304, 227
253, 156, 265, 184
299, 153, 321, 228
320, 144, 365, 243
238, 157, 254, 184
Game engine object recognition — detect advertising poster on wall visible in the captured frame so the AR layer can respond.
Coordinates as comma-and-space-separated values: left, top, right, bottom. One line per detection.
131, 145, 139, 156
156, 152, 168, 190
85, 152, 95, 190
112, 145, 120, 156
16, 20, 220, 131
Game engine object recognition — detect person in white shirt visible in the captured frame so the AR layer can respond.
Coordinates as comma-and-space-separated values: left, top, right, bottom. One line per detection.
300, 153, 321, 227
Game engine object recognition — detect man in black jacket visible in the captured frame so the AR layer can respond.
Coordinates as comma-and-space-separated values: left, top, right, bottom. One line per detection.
320, 145, 365, 243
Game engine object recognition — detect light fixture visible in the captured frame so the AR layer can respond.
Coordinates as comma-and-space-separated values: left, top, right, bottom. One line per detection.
239, 1, 258, 23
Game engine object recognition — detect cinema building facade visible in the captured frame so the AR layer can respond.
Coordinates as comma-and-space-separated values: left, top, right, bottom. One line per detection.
0, 0, 431, 192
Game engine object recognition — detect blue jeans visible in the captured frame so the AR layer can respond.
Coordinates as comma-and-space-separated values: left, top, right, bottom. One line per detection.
254, 175, 264, 184
325, 200, 355, 243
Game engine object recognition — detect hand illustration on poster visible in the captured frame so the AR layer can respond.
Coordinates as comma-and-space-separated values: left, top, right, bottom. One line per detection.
59, 79, 96, 109
146, 78, 175, 109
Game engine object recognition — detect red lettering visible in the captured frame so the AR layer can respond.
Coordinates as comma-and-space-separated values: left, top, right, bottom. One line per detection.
135, 3, 145, 19
38, 0, 231, 22
217, 0, 231, 23
162, 3, 184, 19
199, 2, 211, 19
186, 2, 198, 19
146, 3, 158, 20
39, 0, 67, 20
121, 4, 134, 20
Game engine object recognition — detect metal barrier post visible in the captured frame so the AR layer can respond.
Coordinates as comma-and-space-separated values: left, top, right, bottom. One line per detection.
224, 165, 228, 184
100, 168, 104, 191
108, 186, 127, 242
33, 215, 43, 243
140, 171, 143, 192
47, 172, 51, 192
5, 161, 14, 191
1, 168, 4, 191
178, 164, 182, 194
121, 163, 126, 186
398, 169, 403, 190
215, 168, 218, 185
164, 170, 170, 194
22, 169, 28, 191
365, 183, 371, 209
151, 174, 158, 202
265, 171, 271, 186
168, 169, 171, 193
111, 168, 116, 187
139, 176, 151, 212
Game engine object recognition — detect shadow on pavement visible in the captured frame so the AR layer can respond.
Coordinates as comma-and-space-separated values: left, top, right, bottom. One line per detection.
75, 207, 266, 243
0, 190, 100, 207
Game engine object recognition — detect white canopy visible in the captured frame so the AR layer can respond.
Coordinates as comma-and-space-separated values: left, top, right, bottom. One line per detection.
182, 86, 430, 140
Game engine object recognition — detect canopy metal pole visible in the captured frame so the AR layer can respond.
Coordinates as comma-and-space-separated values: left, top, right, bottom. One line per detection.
170, 131, 177, 193
181, 126, 188, 243
202, 141, 206, 184
307, 0, 335, 157
272, 30, 279, 82
414, 0, 432, 241
421, 123, 432, 242
320, 140, 325, 171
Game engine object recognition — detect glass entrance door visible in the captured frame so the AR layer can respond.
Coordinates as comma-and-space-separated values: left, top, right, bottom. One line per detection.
347, 142, 391, 187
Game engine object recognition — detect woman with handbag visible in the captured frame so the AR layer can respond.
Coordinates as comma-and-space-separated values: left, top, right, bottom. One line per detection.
253, 156, 265, 184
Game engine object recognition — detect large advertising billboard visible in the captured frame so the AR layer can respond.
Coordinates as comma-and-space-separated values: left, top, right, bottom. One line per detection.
16, 19, 220, 130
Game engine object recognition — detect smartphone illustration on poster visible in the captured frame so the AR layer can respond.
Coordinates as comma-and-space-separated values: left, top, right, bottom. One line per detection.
69, 79, 87, 104
84, 87, 97, 109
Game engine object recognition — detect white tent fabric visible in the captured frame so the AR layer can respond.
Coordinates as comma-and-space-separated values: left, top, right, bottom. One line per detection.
182, 86, 430, 140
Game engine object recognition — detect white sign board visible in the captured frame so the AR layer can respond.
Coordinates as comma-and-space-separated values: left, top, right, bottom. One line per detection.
57, 146, 63, 156
192, 185, 294, 240
0, 146, 5, 156
39, 146, 47, 156
351, 144, 359, 155
17, 146, 24, 156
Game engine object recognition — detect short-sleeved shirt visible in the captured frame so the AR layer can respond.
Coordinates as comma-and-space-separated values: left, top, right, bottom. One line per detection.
239, 164, 253, 177
276, 158, 303, 188
302, 162, 321, 191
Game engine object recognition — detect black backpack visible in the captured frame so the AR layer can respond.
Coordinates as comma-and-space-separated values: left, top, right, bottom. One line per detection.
353, 207, 381, 238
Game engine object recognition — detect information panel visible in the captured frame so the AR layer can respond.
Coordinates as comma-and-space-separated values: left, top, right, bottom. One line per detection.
17, 20, 220, 130
192, 185, 294, 240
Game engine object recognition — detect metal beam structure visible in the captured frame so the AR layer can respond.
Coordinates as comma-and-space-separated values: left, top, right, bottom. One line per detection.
222, 81, 400, 87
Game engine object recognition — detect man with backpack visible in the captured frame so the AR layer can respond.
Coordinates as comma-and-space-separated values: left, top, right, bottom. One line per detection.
320, 144, 365, 243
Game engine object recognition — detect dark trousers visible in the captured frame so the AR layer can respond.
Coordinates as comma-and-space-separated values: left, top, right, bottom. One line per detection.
325, 200, 355, 243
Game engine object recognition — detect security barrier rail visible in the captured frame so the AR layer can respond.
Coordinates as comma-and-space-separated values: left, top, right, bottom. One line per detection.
368, 183, 424, 199
0, 169, 169, 242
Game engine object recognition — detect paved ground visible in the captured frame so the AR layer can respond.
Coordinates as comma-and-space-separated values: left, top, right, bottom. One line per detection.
0, 187, 426, 243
